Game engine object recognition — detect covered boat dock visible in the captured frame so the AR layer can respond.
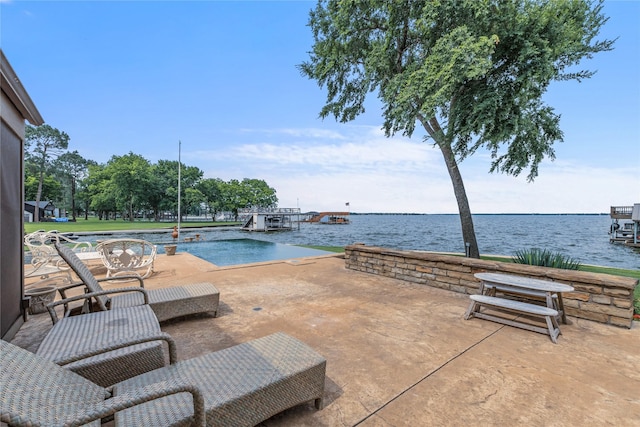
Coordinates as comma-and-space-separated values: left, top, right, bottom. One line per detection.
240, 207, 301, 232
609, 204, 640, 247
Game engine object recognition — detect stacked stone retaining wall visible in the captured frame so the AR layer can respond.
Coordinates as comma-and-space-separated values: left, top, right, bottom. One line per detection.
345, 245, 638, 328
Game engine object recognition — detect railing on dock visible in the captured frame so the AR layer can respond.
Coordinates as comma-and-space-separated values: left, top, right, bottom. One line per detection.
238, 207, 301, 215
610, 206, 633, 219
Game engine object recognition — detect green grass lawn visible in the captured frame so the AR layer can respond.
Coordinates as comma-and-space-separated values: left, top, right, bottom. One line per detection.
24, 217, 240, 234
479, 254, 640, 280
303, 245, 346, 253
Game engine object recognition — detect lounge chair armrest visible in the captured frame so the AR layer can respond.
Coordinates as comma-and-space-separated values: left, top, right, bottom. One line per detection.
56, 332, 178, 366
72, 382, 206, 427
55, 275, 144, 298
56, 281, 89, 298
96, 275, 145, 288
46, 288, 150, 324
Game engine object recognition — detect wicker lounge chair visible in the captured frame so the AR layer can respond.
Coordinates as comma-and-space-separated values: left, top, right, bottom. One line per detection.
55, 242, 220, 322
1, 332, 326, 426
38, 287, 177, 387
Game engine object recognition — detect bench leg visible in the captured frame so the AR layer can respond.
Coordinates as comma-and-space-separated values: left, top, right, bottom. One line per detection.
464, 300, 479, 320
315, 397, 324, 410
544, 315, 560, 344
557, 294, 568, 324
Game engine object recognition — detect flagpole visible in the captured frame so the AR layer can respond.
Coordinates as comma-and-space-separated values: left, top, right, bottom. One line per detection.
178, 140, 182, 238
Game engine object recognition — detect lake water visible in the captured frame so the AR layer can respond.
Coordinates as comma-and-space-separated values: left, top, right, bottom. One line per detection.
80, 214, 639, 270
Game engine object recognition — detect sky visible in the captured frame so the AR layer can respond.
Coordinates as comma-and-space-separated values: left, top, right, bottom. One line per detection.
1, 0, 638, 214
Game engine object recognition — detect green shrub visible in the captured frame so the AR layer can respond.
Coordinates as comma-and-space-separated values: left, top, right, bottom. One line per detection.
512, 248, 582, 270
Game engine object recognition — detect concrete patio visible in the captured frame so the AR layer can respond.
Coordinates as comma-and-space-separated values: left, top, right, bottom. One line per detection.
13, 252, 640, 426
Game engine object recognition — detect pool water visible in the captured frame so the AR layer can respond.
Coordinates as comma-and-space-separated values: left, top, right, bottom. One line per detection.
160, 238, 332, 266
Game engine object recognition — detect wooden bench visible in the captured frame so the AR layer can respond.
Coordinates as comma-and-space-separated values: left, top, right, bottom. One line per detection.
474, 272, 573, 324
465, 294, 561, 343
485, 283, 553, 299
484, 283, 565, 322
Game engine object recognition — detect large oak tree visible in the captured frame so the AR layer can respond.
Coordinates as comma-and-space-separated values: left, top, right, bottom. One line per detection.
299, 0, 613, 257
24, 124, 69, 222
54, 151, 91, 221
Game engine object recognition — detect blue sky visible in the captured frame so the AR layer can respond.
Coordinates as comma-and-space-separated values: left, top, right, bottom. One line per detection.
2, 0, 638, 213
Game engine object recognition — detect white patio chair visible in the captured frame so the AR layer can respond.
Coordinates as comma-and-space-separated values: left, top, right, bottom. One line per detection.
95, 238, 157, 279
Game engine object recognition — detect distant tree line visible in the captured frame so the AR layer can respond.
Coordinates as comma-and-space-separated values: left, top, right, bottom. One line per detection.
24, 124, 278, 222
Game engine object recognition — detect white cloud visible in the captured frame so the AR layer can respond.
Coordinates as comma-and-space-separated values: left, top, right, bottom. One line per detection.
189, 125, 639, 214
194, 125, 439, 173
464, 161, 639, 213
238, 127, 347, 140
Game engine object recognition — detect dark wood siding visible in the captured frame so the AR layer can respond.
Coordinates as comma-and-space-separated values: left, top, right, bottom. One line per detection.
1, 119, 24, 338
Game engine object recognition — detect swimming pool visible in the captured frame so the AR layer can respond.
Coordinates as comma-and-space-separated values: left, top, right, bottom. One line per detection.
159, 238, 332, 266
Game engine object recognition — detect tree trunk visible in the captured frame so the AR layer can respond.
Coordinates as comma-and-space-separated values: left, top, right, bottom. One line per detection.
129, 198, 134, 222
438, 143, 480, 258
34, 170, 44, 223
70, 177, 77, 221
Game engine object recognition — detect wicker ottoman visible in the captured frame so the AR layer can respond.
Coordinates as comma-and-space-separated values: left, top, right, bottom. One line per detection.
113, 332, 326, 426
110, 282, 220, 322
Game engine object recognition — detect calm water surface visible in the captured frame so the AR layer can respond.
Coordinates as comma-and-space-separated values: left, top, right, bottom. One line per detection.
82, 214, 639, 270
171, 239, 332, 266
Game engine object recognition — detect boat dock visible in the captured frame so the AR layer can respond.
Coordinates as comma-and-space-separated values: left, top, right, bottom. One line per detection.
239, 207, 301, 232
303, 211, 350, 224
609, 204, 640, 247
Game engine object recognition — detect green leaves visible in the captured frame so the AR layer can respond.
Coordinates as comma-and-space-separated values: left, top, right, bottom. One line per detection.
86, 155, 277, 222
300, 0, 613, 179
220, 178, 278, 219
25, 124, 70, 162
512, 248, 582, 270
